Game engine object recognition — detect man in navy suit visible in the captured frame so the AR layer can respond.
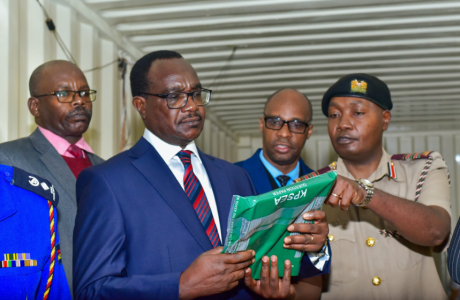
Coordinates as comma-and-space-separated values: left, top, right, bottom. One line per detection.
73, 51, 327, 300
235, 89, 329, 276
236, 89, 314, 194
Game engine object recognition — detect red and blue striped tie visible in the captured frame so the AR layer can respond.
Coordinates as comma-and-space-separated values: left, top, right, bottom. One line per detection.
177, 150, 221, 248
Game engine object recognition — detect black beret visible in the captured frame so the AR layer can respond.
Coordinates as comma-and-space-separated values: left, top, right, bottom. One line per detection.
321, 73, 392, 116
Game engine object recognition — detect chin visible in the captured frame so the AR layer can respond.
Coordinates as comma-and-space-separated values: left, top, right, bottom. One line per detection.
270, 153, 298, 166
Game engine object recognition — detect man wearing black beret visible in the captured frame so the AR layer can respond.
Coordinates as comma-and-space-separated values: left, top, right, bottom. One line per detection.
295, 73, 451, 299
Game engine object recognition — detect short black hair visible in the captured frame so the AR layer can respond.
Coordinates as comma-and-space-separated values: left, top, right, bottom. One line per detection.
264, 88, 313, 121
130, 50, 183, 97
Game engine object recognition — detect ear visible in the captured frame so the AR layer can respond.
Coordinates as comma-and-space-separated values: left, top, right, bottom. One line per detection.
259, 117, 264, 133
382, 110, 391, 131
28, 97, 40, 118
305, 123, 314, 139
132, 96, 147, 120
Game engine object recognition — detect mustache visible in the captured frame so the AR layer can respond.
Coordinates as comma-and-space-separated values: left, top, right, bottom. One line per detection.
179, 112, 203, 123
65, 107, 92, 120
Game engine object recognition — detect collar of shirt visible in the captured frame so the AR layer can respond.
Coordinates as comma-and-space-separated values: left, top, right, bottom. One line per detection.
142, 128, 222, 240
38, 126, 94, 158
142, 128, 202, 164
337, 148, 403, 182
259, 150, 300, 187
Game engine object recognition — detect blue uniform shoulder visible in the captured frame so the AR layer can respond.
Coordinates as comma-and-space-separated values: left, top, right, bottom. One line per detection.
0, 165, 59, 207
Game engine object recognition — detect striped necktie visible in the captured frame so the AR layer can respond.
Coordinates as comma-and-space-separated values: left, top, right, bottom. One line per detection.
177, 150, 221, 248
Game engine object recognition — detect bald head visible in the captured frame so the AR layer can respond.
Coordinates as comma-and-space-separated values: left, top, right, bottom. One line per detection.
29, 60, 83, 96
264, 88, 312, 121
27, 60, 93, 144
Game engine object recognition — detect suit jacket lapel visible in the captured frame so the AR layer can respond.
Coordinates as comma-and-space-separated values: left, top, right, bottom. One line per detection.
130, 139, 213, 251
88, 153, 104, 166
29, 129, 76, 202
199, 150, 232, 243
245, 150, 273, 194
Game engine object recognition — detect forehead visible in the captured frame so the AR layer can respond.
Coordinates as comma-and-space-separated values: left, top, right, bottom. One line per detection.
265, 91, 310, 119
40, 65, 88, 88
148, 58, 200, 88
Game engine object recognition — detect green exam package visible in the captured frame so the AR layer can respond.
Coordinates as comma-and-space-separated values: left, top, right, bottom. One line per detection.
222, 171, 337, 279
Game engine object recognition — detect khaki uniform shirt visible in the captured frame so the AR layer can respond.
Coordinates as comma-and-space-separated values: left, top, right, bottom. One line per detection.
322, 149, 451, 300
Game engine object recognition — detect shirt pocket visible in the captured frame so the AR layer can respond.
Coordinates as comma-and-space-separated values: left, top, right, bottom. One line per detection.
328, 222, 362, 284
389, 238, 425, 270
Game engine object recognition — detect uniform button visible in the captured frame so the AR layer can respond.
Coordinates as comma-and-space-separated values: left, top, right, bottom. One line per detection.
372, 276, 381, 286
328, 234, 334, 242
366, 238, 375, 247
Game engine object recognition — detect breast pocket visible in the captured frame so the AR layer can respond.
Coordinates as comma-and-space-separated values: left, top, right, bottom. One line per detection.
389, 237, 425, 270
328, 222, 362, 284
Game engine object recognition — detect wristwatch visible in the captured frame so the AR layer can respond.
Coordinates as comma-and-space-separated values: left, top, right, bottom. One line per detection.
355, 178, 374, 207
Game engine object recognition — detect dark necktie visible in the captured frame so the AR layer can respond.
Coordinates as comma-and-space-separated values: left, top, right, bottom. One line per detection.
177, 150, 221, 248
67, 145, 84, 158
277, 175, 291, 187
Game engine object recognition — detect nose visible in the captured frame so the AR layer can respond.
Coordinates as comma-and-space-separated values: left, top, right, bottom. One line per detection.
72, 91, 86, 107
337, 115, 352, 131
182, 93, 199, 112
276, 122, 292, 138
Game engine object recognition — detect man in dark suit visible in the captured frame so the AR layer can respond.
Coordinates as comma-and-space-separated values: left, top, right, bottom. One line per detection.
73, 51, 328, 300
236, 89, 314, 194
0, 60, 104, 292
235, 89, 329, 276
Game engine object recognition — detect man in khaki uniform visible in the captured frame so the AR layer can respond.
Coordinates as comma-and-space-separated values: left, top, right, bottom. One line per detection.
295, 73, 451, 299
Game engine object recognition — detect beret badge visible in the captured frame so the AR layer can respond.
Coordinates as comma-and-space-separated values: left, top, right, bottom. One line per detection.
350, 79, 367, 94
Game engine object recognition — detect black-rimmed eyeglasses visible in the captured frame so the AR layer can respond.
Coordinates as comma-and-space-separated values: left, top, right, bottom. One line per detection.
141, 88, 212, 109
264, 117, 310, 134
33, 90, 97, 103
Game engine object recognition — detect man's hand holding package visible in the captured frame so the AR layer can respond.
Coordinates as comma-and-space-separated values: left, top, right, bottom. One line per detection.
179, 247, 255, 300
245, 255, 296, 299
326, 175, 367, 210
283, 210, 329, 252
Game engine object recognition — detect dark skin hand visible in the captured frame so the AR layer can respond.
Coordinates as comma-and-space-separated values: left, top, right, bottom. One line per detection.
326, 176, 450, 246
244, 255, 321, 300
284, 210, 328, 252
326, 96, 451, 247
179, 247, 255, 300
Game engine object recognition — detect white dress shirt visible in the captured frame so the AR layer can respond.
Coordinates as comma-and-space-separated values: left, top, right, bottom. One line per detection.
143, 129, 222, 240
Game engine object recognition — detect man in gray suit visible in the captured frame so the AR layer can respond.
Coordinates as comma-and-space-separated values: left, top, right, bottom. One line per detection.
0, 60, 104, 292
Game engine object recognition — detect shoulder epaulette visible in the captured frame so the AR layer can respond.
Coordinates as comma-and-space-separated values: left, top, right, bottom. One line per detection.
293, 162, 337, 183
11, 167, 59, 207
391, 151, 433, 161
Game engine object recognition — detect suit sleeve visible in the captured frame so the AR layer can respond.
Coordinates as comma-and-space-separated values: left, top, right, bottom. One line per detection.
298, 242, 331, 278
448, 218, 460, 284
73, 169, 181, 300
0, 150, 14, 166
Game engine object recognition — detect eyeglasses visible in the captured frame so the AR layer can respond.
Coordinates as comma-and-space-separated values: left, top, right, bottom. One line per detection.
141, 89, 212, 109
264, 117, 310, 134
33, 90, 97, 103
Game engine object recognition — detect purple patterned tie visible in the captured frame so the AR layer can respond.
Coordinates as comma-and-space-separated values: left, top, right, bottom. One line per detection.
67, 145, 84, 158
177, 150, 221, 248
